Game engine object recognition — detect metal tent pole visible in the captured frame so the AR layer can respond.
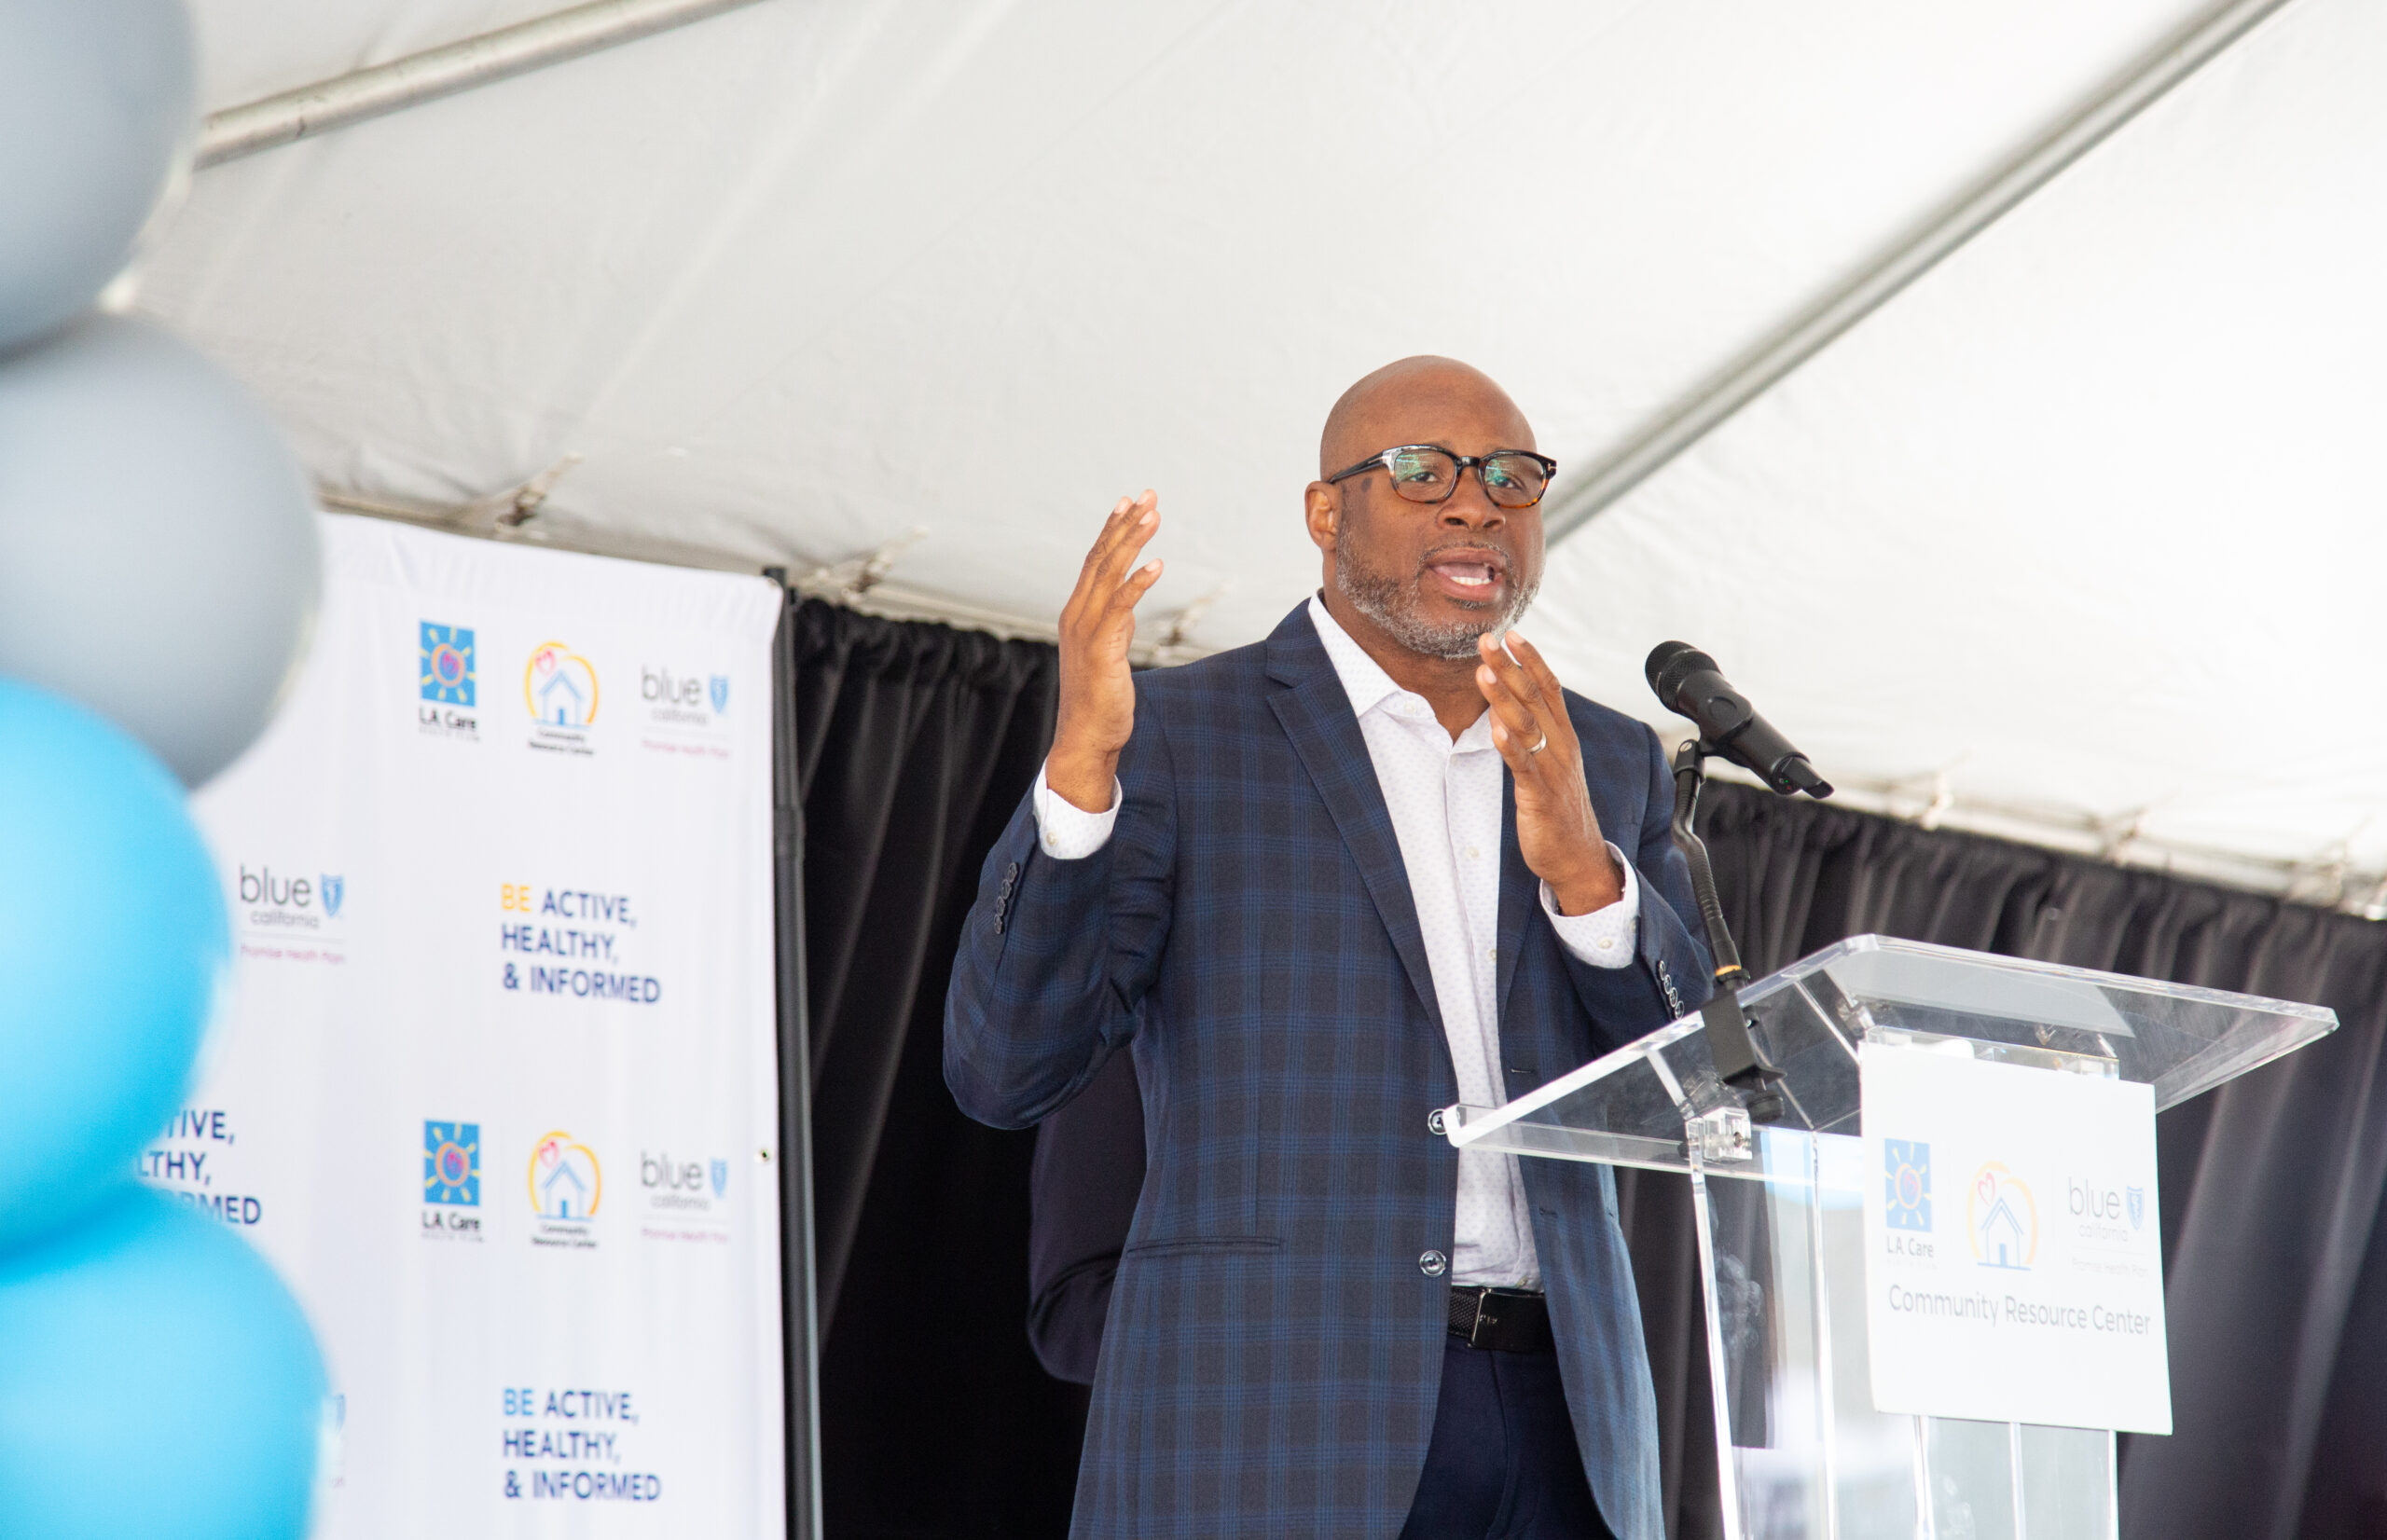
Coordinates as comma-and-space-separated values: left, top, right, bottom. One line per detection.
765, 570, 825, 1540
197, 0, 778, 169
1541, 0, 2300, 544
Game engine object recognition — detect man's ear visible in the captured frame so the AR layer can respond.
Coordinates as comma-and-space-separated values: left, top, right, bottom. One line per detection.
1304, 481, 1338, 553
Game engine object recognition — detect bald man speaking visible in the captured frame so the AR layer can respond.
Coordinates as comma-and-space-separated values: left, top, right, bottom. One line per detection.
946, 358, 1712, 1540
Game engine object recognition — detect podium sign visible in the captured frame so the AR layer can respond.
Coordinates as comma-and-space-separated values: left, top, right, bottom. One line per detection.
1442, 936, 2335, 1540
1860, 1045, 2169, 1434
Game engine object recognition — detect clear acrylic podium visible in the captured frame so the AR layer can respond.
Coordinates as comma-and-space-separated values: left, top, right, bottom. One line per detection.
1440, 935, 2335, 1540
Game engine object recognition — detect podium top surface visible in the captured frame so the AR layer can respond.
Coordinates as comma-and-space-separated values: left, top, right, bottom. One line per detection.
1442, 935, 2336, 1178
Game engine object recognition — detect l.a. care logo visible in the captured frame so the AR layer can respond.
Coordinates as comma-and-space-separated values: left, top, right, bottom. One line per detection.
418, 620, 480, 740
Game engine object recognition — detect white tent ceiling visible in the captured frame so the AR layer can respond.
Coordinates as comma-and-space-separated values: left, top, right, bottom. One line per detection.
145, 0, 2387, 901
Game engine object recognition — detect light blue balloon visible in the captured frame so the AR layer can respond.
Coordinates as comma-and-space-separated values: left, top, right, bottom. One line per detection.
0, 314, 321, 786
0, 1187, 326, 1538
0, 678, 226, 1250
0, 0, 197, 352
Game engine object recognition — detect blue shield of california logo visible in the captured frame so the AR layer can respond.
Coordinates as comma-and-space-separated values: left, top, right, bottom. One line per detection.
1883, 1140, 1931, 1232
2127, 1186, 2146, 1231
710, 1158, 728, 1199
709, 675, 730, 714
420, 623, 476, 706
320, 874, 345, 919
424, 1121, 481, 1206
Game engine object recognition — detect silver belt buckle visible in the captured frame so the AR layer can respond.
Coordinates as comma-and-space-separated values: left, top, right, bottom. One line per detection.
1468, 1288, 1498, 1347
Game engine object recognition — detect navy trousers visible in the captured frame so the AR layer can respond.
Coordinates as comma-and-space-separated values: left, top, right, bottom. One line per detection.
1398, 1338, 1619, 1540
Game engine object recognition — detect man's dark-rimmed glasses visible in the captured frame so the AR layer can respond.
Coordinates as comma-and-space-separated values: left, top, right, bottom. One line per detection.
1324, 444, 1558, 510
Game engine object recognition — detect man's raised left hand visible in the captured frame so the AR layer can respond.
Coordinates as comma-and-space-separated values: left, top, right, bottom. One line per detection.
1476, 630, 1625, 916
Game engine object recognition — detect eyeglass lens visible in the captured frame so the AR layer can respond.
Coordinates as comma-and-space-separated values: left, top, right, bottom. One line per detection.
1384, 448, 1548, 508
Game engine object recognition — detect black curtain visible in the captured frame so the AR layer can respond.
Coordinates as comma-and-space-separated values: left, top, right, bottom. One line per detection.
783, 596, 2387, 1539
786, 598, 1083, 1539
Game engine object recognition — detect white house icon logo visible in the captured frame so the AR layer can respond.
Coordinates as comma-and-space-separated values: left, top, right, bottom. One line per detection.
523, 642, 600, 729
1967, 1162, 2037, 1272
528, 1131, 602, 1220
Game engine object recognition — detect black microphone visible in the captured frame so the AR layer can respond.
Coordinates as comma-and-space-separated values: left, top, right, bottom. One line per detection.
1646, 642, 1833, 799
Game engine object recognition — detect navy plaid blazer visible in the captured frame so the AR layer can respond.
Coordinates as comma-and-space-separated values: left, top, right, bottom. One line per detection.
946, 603, 1713, 1540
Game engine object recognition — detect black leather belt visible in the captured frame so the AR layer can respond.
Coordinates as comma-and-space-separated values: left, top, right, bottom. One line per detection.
1447, 1285, 1553, 1354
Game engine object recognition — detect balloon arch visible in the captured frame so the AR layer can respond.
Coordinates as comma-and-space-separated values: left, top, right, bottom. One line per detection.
1, 3, 329, 1534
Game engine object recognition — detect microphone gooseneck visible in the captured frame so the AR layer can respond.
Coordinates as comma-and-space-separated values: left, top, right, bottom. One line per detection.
1645, 641, 1838, 1125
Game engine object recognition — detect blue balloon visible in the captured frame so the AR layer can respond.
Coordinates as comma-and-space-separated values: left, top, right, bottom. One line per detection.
0, 678, 226, 1249
0, 0, 197, 352
0, 1187, 325, 1538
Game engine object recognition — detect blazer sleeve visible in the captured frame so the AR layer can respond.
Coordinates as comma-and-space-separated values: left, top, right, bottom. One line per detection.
1556, 721, 1715, 1052
943, 681, 1177, 1131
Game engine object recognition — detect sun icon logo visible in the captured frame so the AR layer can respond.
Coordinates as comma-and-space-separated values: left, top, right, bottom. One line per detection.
419, 623, 476, 706
422, 1121, 480, 1206
1883, 1139, 1931, 1232
523, 641, 600, 728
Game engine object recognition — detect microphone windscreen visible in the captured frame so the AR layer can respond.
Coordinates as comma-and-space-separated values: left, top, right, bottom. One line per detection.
1645, 641, 1718, 709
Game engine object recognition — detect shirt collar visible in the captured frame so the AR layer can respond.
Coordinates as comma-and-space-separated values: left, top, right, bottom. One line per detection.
1307, 593, 1405, 720
1306, 593, 1493, 746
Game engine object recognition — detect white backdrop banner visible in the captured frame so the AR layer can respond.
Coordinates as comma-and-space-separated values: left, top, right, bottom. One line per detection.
173, 514, 786, 1535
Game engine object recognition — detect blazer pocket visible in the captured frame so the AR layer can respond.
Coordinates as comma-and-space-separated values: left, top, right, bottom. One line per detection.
1120, 1235, 1284, 1259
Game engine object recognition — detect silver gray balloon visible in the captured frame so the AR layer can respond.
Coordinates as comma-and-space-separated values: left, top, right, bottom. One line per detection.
0, 0, 197, 353
0, 316, 320, 786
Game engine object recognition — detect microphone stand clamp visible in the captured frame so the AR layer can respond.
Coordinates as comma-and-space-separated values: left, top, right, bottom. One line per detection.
1668, 738, 1787, 1125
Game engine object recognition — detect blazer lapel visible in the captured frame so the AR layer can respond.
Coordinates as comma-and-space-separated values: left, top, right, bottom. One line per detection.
1264, 611, 1445, 1038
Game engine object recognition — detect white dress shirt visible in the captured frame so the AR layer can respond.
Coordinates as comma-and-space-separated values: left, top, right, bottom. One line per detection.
1029, 595, 1641, 1287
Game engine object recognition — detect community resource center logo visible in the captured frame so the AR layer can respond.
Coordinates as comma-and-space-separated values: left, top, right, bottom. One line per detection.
524, 641, 600, 728
528, 1130, 602, 1221
1967, 1161, 2038, 1271
420, 622, 476, 706
1883, 1140, 1931, 1232
423, 1121, 481, 1205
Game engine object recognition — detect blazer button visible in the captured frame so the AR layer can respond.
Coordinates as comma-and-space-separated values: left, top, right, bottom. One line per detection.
1418, 1249, 1448, 1278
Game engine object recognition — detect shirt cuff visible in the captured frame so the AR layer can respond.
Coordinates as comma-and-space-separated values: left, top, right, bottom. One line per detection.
1031, 761, 1122, 859
1541, 843, 1640, 969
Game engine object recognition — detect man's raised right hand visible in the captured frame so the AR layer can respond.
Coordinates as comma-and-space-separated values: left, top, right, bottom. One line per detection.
1047, 489, 1163, 812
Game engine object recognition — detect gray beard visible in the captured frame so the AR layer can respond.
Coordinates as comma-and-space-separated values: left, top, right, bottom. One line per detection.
1334, 553, 1539, 661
